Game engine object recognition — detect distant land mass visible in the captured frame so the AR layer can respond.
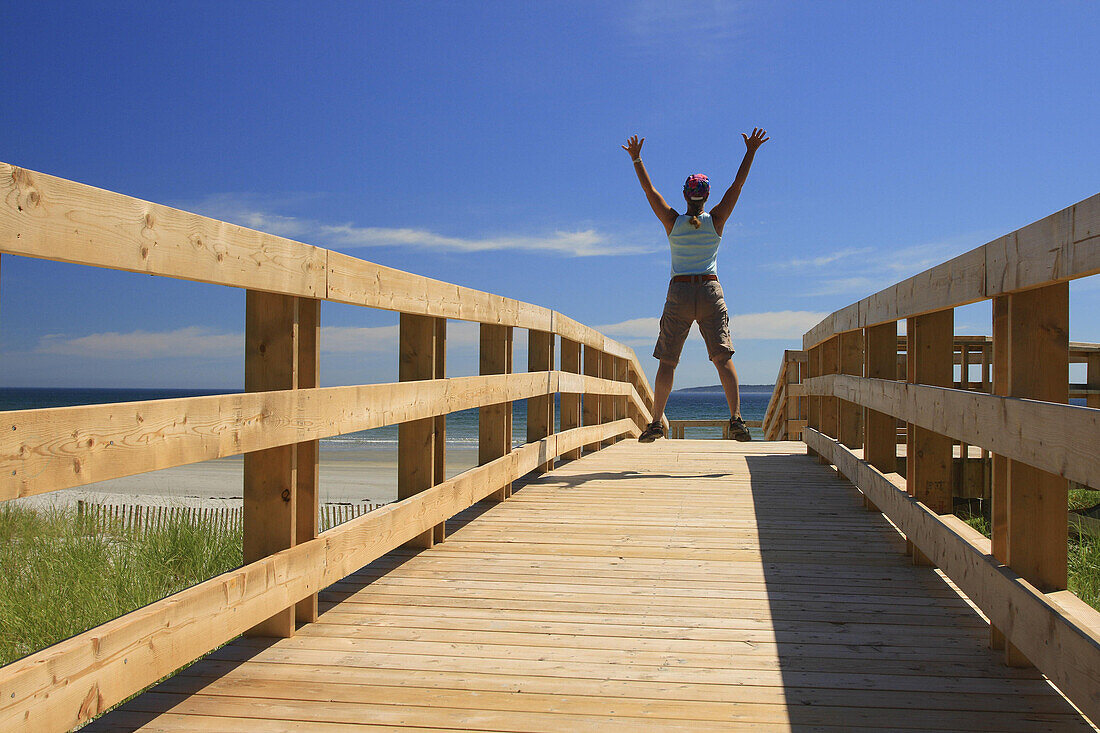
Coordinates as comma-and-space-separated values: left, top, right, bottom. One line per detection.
675, 384, 774, 393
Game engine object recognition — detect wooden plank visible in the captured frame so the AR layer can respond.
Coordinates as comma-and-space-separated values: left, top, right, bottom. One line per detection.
398, 313, 442, 548
0, 162, 326, 297
0, 419, 637, 733
1003, 283, 1069, 666
527, 330, 554, 473
325, 251, 643, 380
244, 290, 299, 638
295, 297, 320, 624
0, 164, 651, 414
480, 324, 513, 501
0, 371, 649, 503
802, 194, 1100, 350
803, 428, 1100, 725
583, 345, 602, 452
801, 375, 1098, 490
559, 339, 582, 460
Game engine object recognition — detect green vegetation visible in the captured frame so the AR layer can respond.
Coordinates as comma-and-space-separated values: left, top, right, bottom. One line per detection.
1069, 486, 1100, 512
958, 507, 1100, 611
0, 504, 241, 666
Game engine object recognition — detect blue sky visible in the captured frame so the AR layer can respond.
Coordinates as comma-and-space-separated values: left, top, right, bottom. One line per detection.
2, 1, 1098, 389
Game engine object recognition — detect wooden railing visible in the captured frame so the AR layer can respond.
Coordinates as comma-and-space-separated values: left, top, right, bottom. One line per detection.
762, 349, 806, 440
788, 192, 1100, 722
666, 418, 762, 439
0, 163, 659, 732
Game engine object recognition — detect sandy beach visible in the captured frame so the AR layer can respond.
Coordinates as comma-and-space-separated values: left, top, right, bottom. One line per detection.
14, 445, 483, 512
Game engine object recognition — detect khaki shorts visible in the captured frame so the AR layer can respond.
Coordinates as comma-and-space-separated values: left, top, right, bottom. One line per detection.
653, 280, 735, 365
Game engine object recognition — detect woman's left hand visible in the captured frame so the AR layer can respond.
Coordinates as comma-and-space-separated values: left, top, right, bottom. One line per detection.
622, 134, 644, 160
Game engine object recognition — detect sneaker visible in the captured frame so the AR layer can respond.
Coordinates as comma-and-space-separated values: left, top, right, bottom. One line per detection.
638, 421, 666, 443
728, 416, 753, 442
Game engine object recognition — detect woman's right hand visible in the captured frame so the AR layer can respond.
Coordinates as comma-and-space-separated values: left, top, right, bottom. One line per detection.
742, 128, 769, 152
622, 134, 644, 160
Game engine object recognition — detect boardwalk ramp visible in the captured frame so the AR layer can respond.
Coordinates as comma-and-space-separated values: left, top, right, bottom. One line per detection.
90, 441, 1092, 732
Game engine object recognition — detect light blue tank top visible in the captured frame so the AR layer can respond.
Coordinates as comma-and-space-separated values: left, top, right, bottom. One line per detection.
668, 212, 720, 276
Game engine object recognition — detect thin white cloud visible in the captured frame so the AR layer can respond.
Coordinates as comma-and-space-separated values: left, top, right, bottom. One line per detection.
182, 193, 652, 258
319, 325, 398, 353
804, 276, 888, 297
625, 1, 752, 61
774, 247, 873, 269
791, 230, 1001, 298
34, 323, 487, 360
596, 310, 829, 343
37, 327, 241, 359
319, 223, 655, 256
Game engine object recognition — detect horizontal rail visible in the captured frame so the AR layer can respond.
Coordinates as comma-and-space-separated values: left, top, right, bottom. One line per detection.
804, 429, 1100, 724
1, 372, 651, 502
803, 193, 1100, 350
0, 418, 638, 732
665, 419, 762, 440
0, 162, 653, 406
804, 374, 1099, 488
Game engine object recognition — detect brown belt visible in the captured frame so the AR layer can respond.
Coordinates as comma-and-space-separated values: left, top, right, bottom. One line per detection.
671, 274, 718, 283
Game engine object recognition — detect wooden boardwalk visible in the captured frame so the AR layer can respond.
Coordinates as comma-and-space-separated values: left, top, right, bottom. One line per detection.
88, 440, 1093, 732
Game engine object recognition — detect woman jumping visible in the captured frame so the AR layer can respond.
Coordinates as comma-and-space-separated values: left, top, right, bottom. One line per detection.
623, 128, 769, 443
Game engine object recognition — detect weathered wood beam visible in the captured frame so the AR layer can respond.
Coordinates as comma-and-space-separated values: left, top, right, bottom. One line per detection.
243, 290, 299, 638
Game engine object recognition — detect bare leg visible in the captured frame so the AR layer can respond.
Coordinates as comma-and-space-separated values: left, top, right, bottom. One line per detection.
651, 361, 676, 423
713, 355, 741, 418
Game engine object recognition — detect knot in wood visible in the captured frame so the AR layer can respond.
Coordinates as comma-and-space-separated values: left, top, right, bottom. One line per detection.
281, 488, 291, 502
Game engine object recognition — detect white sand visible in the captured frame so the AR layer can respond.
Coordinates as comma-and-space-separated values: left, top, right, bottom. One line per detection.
13, 446, 482, 511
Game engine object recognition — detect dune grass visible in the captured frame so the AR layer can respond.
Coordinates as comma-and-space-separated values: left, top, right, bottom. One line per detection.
0, 504, 241, 666
958, 507, 1100, 611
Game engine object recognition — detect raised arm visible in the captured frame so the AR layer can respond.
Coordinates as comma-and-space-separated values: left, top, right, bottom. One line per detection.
622, 135, 677, 235
710, 128, 769, 236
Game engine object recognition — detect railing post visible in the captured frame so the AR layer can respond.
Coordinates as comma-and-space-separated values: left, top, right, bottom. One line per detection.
243, 290, 300, 638
613, 357, 628, 435
820, 336, 839, 440
1002, 283, 1069, 667
784, 351, 802, 440
838, 331, 863, 448
990, 295, 1009, 651
480, 324, 513, 501
560, 338, 582, 460
906, 310, 954, 567
295, 297, 320, 624
600, 351, 615, 446
399, 313, 445, 547
583, 345, 602, 452
527, 329, 554, 473
434, 318, 447, 486
863, 322, 897, 511
805, 344, 821, 456
1088, 349, 1100, 410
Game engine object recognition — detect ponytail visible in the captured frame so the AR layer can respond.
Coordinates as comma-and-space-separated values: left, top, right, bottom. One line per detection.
690, 214, 701, 229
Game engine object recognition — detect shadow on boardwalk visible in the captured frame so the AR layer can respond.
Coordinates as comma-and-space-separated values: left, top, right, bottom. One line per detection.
744, 452, 1090, 732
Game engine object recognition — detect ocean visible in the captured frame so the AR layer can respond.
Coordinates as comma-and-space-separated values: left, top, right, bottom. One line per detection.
0, 386, 775, 448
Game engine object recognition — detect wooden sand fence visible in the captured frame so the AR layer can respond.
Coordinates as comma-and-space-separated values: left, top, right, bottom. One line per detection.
74, 501, 388, 534
0, 162, 659, 732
